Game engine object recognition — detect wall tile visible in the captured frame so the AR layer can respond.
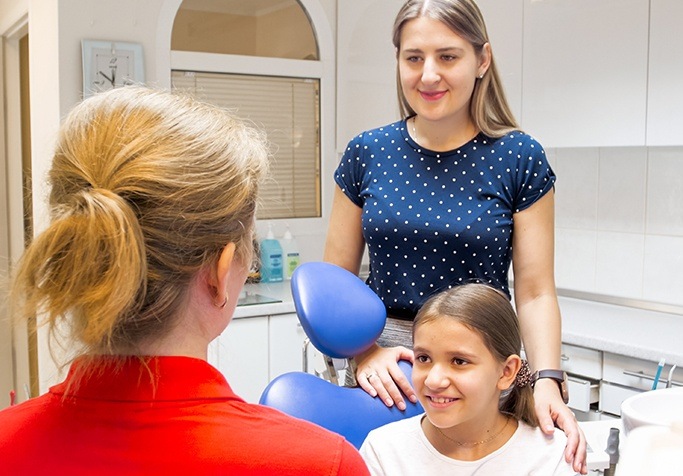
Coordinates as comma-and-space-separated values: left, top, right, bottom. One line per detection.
643, 234, 683, 306
553, 147, 599, 230
646, 147, 683, 236
597, 147, 647, 233
555, 228, 596, 292
594, 231, 644, 298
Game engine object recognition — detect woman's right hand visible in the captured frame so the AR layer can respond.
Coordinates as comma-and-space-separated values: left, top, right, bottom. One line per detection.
354, 344, 418, 411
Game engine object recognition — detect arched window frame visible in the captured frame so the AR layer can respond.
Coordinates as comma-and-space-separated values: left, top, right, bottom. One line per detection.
156, 0, 335, 239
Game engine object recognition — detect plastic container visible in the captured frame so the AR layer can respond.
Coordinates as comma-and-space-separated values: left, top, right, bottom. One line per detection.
281, 225, 301, 280
259, 223, 283, 283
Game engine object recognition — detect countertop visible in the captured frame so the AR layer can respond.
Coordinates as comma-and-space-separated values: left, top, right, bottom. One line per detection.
232, 281, 683, 366
233, 281, 295, 318
558, 296, 683, 366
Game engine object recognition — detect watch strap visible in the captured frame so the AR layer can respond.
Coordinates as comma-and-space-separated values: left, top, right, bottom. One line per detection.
531, 369, 566, 385
531, 369, 569, 404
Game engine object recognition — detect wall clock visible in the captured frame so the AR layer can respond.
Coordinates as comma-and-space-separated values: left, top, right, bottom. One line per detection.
81, 40, 144, 98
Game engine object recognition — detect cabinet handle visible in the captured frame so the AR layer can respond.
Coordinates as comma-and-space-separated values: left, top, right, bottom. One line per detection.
622, 369, 683, 387
561, 354, 570, 362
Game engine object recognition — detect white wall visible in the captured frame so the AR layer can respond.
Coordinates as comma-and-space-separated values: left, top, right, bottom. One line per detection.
550, 145, 683, 308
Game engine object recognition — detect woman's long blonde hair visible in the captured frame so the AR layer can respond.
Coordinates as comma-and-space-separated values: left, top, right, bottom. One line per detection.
11, 87, 268, 358
392, 0, 520, 138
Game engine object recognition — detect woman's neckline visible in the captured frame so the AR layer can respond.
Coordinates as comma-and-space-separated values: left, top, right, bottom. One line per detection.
405, 116, 483, 153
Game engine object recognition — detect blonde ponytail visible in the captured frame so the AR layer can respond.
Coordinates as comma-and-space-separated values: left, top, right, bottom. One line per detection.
11, 87, 268, 359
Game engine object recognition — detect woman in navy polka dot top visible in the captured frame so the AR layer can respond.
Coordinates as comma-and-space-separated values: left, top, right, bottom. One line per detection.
324, 0, 586, 473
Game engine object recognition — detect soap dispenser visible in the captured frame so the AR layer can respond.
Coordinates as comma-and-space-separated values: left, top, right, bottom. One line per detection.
259, 223, 283, 283
280, 225, 301, 280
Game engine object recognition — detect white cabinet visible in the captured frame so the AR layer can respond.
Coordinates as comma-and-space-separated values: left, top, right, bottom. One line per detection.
560, 343, 601, 413
209, 313, 308, 403
521, 0, 649, 147
599, 352, 683, 416
268, 313, 309, 381
209, 316, 270, 403
646, 0, 683, 145
335, 0, 398, 152
477, 0, 524, 122
336, 0, 683, 148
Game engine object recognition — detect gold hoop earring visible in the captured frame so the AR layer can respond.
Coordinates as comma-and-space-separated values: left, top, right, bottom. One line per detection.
214, 297, 227, 309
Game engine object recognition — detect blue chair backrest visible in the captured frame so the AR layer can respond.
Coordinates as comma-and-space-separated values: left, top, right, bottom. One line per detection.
259, 262, 423, 449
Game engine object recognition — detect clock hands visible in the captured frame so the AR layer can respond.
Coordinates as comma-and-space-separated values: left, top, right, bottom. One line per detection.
98, 70, 115, 87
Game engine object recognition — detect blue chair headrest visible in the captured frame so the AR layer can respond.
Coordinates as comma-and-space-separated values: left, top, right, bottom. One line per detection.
291, 262, 386, 359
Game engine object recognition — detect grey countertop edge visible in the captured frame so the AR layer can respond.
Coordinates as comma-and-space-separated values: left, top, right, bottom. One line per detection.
231, 282, 683, 366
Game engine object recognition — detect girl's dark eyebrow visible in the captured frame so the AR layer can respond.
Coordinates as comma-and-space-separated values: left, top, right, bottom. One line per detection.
414, 344, 479, 361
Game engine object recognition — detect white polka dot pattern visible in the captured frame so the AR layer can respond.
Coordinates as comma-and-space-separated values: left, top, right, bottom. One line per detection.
334, 119, 555, 316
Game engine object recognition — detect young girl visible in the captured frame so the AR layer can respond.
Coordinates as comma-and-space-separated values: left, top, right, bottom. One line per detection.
360, 284, 578, 475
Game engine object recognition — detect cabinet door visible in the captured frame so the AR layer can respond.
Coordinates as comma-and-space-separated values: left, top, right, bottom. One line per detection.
647, 0, 683, 145
268, 313, 309, 379
522, 0, 649, 147
561, 343, 602, 380
209, 316, 270, 403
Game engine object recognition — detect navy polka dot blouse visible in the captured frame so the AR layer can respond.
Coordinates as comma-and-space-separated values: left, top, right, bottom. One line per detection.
334, 119, 556, 317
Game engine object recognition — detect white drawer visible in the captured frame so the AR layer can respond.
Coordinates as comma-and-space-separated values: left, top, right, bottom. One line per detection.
561, 343, 602, 380
603, 352, 683, 391
567, 375, 600, 412
598, 381, 642, 416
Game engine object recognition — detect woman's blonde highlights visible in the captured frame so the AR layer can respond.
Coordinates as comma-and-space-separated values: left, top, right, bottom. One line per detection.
11, 87, 268, 359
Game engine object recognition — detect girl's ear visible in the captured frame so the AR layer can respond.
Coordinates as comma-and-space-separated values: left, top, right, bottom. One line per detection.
498, 354, 522, 390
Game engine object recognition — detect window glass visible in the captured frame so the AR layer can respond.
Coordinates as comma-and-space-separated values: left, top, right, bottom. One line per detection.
172, 71, 320, 219
171, 0, 321, 219
172, 0, 318, 60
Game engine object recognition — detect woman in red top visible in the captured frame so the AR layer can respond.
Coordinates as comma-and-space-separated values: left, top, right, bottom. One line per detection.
0, 87, 368, 475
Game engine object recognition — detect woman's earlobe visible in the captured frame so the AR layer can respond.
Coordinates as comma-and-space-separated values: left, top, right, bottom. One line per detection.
213, 242, 236, 308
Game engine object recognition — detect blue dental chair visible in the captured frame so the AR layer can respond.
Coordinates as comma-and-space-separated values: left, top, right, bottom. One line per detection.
259, 262, 423, 449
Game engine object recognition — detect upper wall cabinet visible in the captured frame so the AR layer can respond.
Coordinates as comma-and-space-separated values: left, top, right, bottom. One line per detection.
336, 0, 398, 152
521, 0, 650, 148
477, 0, 524, 125
647, 0, 683, 145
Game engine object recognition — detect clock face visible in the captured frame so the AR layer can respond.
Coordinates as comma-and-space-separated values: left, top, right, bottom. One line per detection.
82, 41, 144, 98
91, 48, 134, 92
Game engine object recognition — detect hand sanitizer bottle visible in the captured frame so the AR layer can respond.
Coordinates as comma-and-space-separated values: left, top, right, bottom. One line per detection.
281, 225, 300, 280
260, 223, 283, 283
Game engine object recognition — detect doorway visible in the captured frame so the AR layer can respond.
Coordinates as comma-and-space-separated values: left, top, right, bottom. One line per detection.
1, 20, 35, 407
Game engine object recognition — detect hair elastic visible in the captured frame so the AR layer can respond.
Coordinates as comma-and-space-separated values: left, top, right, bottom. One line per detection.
516, 360, 532, 388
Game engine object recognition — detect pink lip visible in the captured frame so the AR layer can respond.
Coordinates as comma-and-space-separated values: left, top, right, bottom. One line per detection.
419, 90, 447, 102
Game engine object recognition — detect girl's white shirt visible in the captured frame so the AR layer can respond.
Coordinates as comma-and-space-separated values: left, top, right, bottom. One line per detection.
360, 414, 578, 476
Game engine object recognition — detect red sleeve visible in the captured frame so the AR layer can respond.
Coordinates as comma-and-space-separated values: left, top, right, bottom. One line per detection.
334, 439, 370, 475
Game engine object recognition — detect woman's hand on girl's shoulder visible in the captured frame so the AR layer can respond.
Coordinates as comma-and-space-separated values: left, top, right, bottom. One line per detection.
355, 345, 417, 411
533, 379, 588, 475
